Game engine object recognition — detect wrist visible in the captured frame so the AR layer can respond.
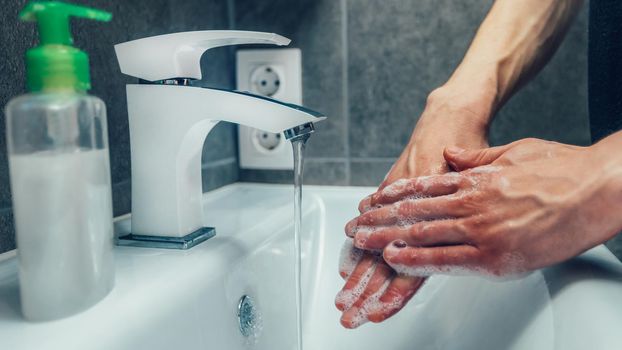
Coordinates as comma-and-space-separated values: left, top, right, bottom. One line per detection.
423, 83, 495, 136
588, 136, 622, 239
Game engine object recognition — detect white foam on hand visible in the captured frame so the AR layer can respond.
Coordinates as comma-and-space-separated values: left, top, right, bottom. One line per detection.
335, 260, 377, 311
338, 238, 364, 279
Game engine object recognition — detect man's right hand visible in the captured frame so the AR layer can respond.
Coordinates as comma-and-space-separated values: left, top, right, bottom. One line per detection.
335, 85, 491, 329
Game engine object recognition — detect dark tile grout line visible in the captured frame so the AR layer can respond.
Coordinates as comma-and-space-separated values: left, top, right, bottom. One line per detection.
341, 0, 351, 186
227, 0, 236, 30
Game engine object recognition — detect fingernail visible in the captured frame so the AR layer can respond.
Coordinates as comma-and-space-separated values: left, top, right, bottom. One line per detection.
393, 240, 407, 248
447, 146, 465, 155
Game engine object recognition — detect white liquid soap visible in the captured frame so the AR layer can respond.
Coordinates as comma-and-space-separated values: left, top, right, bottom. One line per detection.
10, 150, 114, 320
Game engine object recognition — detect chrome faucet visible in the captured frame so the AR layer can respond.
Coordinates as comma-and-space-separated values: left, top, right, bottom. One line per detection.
113, 31, 325, 249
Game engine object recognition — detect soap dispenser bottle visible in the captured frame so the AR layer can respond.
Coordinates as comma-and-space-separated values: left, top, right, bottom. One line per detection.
4, 1, 114, 321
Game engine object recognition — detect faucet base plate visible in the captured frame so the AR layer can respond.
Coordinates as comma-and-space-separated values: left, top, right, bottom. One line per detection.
117, 227, 216, 250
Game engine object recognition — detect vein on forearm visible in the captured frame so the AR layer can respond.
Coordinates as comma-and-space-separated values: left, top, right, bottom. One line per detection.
450, 0, 584, 112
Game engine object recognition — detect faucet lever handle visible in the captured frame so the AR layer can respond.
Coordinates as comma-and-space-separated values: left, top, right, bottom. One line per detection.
115, 30, 290, 82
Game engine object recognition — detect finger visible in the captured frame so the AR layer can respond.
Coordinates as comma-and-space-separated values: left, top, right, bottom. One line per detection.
338, 239, 364, 279
383, 241, 480, 276
335, 254, 377, 311
354, 219, 467, 250
371, 175, 464, 206
356, 196, 465, 227
358, 194, 374, 213
340, 262, 394, 329
345, 217, 358, 238
367, 275, 425, 323
444, 144, 513, 171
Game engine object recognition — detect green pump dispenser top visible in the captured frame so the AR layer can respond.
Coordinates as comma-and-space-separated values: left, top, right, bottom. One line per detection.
19, 1, 111, 92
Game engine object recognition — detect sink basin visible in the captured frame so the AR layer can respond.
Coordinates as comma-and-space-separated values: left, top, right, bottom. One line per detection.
0, 183, 621, 349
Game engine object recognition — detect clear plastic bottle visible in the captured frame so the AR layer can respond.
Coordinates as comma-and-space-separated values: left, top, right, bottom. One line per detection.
5, 1, 114, 321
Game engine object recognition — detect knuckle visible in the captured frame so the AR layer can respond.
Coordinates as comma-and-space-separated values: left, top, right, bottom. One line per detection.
410, 223, 431, 243
396, 201, 412, 217
406, 249, 420, 265
445, 197, 463, 213
454, 220, 472, 240
414, 176, 431, 192
383, 284, 405, 301
457, 174, 473, 188
357, 212, 373, 225
520, 137, 539, 145
460, 218, 482, 237
347, 274, 361, 286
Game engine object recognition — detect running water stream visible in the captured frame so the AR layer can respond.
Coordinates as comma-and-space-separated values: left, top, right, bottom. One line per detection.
292, 137, 308, 350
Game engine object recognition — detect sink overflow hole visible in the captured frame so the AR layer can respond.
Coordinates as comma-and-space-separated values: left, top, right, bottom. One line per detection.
238, 295, 261, 338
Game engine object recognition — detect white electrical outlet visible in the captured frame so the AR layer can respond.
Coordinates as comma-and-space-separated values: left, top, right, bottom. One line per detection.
237, 48, 302, 170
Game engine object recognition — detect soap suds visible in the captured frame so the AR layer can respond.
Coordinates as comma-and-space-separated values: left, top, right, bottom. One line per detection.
335, 261, 377, 310
346, 279, 392, 328
385, 253, 529, 281
338, 238, 363, 279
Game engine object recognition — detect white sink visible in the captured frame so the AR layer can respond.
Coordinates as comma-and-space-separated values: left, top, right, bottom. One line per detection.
0, 183, 621, 349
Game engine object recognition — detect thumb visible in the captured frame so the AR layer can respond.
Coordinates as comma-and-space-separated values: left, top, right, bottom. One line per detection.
443, 144, 511, 171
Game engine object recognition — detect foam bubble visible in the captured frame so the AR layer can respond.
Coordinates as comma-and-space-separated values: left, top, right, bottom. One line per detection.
347, 278, 410, 328
388, 262, 481, 277
381, 178, 412, 198
346, 308, 369, 329
404, 193, 430, 201
387, 254, 529, 281
416, 176, 432, 192
335, 259, 377, 310
361, 279, 395, 313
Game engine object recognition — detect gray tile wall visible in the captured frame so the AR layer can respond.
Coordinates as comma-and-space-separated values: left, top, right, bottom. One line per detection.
235, 0, 590, 187
234, 1, 622, 260
0, 0, 238, 253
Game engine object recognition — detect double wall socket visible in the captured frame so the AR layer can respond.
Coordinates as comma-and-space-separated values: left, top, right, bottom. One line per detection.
237, 48, 302, 170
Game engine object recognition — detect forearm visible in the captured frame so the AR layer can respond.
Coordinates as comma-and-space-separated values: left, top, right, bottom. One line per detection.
439, 0, 584, 122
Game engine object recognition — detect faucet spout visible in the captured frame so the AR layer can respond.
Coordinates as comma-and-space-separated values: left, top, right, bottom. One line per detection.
125, 84, 325, 239
284, 122, 315, 143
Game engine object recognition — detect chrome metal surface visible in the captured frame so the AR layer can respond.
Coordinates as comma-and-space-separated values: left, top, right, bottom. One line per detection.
139, 78, 194, 86
284, 122, 315, 141
116, 227, 216, 249
238, 295, 259, 337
